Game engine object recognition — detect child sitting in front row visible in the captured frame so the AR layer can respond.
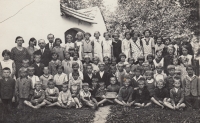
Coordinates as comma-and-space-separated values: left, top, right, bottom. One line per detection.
44, 79, 59, 106
24, 82, 46, 109
114, 78, 133, 107
80, 83, 98, 110
130, 77, 151, 108
151, 79, 170, 109
165, 76, 185, 110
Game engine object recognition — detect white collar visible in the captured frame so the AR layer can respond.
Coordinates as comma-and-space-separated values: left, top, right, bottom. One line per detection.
147, 79, 154, 83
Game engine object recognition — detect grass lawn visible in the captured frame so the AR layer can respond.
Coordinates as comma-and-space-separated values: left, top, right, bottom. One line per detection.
0, 104, 95, 123
106, 105, 200, 123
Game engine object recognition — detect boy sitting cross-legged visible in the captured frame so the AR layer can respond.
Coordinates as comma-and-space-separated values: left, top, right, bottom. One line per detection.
151, 79, 170, 109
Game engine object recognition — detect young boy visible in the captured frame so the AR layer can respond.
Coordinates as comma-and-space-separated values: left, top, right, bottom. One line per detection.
151, 80, 170, 109
103, 56, 111, 73
165, 65, 175, 91
96, 62, 109, 87
165, 76, 185, 110
27, 67, 40, 89
40, 67, 53, 90
131, 77, 151, 108
182, 65, 200, 109
154, 64, 167, 82
82, 32, 93, 59
131, 66, 143, 88
53, 65, 68, 91
146, 54, 155, 71
80, 83, 98, 110
69, 62, 83, 81
15, 68, 32, 109
114, 78, 133, 107
24, 82, 46, 109
48, 82, 75, 108
18, 59, 30, 77
32, 54, 45, 77
116, 63, 125, 86
83, 64, 96, 87
0, 67, 15, 113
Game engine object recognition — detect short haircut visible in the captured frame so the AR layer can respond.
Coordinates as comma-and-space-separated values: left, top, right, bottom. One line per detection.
15, 36, 24, 43
147, 54, 154, 59
72, 72, 79, 76
103, 56, 110, 62
2, 50, 11, 57
124, 31, 131, 37
103, 32, 111, 38
84, 32, 91, 37
156, 49, 163, 54
75, 32, 84, 39
86, 64, 93, 69
94, 31, 101, 37
55, 38, 62, 44
155, 36, 163, 43
56, 65, 64, 70
62, 82, 68, 87
34, 53, 41, 58
66, 34, 73, 40
51, 52, 59, 58
143, 29, 152, 36
47, 33, 54, 38
186, 64, 194, 71
22, 59, 30, 63
27, 66, 35, 71
72, 62, 79, 68
47, 79, 55, 85
119, 53, 126, 58
3, 67, 11, 71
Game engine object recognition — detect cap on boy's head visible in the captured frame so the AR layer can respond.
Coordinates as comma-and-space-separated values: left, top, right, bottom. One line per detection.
156, 64, 163, 69
82, 83, 89, 87
84, 55, 90, 59
145, 70, 153, 75
27, 66, 35, 71
98, 62, 105, 66
167, 65, 175, 70
92, 78, 98, 82
137, 55, 145, 61
72, 62, 79, 68
119, 53, 126, 58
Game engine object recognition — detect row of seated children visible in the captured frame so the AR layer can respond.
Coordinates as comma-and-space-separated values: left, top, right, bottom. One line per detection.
1, 63, 199, 113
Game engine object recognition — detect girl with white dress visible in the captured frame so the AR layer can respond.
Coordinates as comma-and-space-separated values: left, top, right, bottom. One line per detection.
102, 32, 112, 59
93, 31, 103, 62
64, 34, 75, 52
75, 32, 84, 61
121, 31, 132, 61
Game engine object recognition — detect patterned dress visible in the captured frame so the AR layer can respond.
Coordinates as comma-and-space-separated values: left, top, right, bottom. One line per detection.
11, 47, 30, 78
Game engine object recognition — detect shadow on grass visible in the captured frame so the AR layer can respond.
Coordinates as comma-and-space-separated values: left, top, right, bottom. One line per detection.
0, 104, 95, 123
106, 105, 200, 123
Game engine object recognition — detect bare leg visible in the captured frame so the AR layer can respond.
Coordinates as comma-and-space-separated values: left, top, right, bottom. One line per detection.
163, 101, 175, 110
144, 102, 152, 107
48, 102, 59, 107
24, 100, 36, 109
97, 99, 108, 106
114, 99, 124, 106
44, 100, 52, 105
35, 102, 46, 109
134, 103, 143, 108
74, 97, 82, 108
151, 97, 164, 109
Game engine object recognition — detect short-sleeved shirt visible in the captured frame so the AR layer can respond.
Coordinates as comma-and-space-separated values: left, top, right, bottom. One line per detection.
80, 90, 91, 101
54, 73, 68, 85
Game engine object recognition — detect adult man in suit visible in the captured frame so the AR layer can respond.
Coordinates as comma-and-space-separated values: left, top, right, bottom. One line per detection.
34, 39, 51, 67
83, 64, 96, 87
45, 33, 56, 51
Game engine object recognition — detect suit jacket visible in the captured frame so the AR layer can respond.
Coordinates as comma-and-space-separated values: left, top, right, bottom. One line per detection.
170, 87, 184, 104
45, 42, 56, 50
34, 48, 51, 66
96, 71, 109, 87
183, 75, 200, 96
32, 63, 45, 77
133, 87, 151, 104
83, 73, 96, 87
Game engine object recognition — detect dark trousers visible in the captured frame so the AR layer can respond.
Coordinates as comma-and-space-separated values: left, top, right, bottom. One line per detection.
1, 99, 12, 113
185, 96, 199, 109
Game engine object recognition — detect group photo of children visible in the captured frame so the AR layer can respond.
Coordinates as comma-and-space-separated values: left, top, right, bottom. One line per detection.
0, 28, 200, 116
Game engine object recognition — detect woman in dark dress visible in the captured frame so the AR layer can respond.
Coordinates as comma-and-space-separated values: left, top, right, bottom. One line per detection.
11, 36, 30, 78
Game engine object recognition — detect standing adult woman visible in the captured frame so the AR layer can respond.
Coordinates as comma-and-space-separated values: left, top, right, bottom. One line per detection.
26, 38, 38, 64
11, 36, 30, 78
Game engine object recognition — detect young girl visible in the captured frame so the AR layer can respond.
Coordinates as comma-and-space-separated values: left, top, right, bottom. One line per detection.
93, 31, 103, 62
91, 56, 100, 74
64, 34, 75, 52
141, 29, 155, 60
49, 52, 62, 76
24, 82, 46, 109
112, 32, 122, 63
137, 55, 145, 66
40, 67, 53, 90
154, 64, 167, 82
75, 32, 84, 61
164, 44, 175, 74
144, 70, 156, 97
82, 32, 93, 59
121, 31, 132, 61
83, 55, 91, 74
153, 49, 164, 68
15, 68, 32, 109
71, 52, 83, 72
130, 31, 143, 63
147, 54, 155, 71
162, 38, 172, 57
118, 53, 128, 65
68, 72, 82, 108
80, 83, 98, 110
53, 65, 68, 91
69, 62, 83, 81
179, 45, 193, 67
155, 36, 164, 52
0, 50, 16, 79
62, 52, 73, 76
102, 32, 112, 59
52, 38, 65, 61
